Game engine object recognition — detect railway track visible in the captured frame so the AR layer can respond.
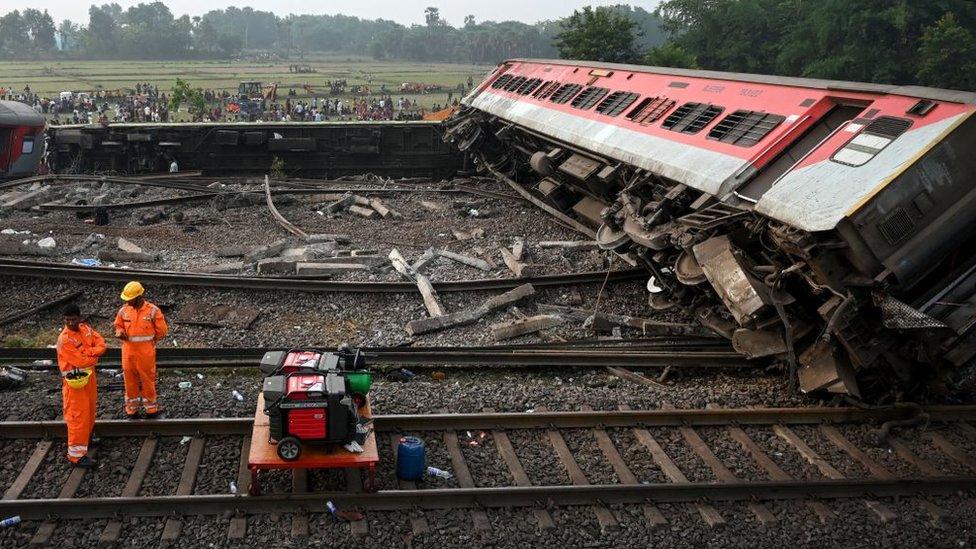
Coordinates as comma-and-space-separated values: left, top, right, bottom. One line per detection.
0, 259, 646, 293
0, 339, 751, 370
2, 405, 976, 542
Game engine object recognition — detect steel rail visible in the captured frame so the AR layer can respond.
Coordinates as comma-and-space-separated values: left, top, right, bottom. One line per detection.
4, 405, 973, 439
4, 477, 975, 519
0, 260, 647, 293
3, 350, 750, 370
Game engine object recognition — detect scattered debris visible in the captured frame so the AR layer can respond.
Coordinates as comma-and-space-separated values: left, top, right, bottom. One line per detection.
349, 205, 378, 219
96, 249, 159, 263
296, 262, 370, 275
0, 367, 27, 390
368, 198, 399, 218
538, 240, 601, 252
537, 303, 703, 335
117, 237, 143, 253
420, 200, 447, 212
174, 303, 260, 329
200, 261, 245, 274
405, 283, 535, 336
436, 250, 492, 272
0, 290, 84, 327
490, 314, 563, 340
451, 228, 485, 241
389, 248, 444, 317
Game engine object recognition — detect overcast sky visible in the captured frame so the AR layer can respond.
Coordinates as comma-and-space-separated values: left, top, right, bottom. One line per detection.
3, 1, 660, 26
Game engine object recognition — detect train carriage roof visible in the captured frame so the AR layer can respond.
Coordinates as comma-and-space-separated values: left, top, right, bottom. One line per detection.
506, 59, 976, 105
0, 101, 45, 127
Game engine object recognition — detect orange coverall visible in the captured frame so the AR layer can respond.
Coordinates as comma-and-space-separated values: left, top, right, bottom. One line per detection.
114, 300, 168, 415
56, 323, 106, 462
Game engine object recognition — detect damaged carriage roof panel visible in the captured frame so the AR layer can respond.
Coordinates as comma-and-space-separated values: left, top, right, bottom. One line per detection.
466, 59, 976, 231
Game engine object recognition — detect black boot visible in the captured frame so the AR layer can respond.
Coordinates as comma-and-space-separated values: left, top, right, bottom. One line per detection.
73, 456, 97, 469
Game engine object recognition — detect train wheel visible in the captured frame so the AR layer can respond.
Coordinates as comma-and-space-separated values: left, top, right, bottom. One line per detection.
277, 437, 302, 461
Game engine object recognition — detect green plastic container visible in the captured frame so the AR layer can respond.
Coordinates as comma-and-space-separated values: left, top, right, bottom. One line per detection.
344, 371, 373, 396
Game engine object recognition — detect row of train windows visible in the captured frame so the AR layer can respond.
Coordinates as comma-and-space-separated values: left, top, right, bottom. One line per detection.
490, 74, 785, 147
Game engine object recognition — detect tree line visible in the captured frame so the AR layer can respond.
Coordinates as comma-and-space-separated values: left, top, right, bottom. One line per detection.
0, 3, 664, 64
558, 1, 976, 91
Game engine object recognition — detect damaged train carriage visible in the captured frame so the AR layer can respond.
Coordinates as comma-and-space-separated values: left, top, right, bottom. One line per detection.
445, 59, 976, 400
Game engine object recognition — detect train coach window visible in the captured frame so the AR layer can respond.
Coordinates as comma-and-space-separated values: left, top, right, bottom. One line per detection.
550, 83, 583, 104
491, 75, 514, 89
907, 99, 937, 116
831, 116, 913, 167
596, 91, 640, 117
21, 137, 34, 155
708, 110, 786, 147
627, 96, 677, 125
504, 76, 528, 92
662, 102, 725, 134
571, 87, 610, 110
516, 78, 544, 95
533, 81, 561, 100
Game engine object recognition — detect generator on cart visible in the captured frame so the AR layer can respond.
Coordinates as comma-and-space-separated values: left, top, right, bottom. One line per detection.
261, 348, 373, 461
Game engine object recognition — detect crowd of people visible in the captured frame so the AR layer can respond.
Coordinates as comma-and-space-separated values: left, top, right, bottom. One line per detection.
1, 77, 470, 124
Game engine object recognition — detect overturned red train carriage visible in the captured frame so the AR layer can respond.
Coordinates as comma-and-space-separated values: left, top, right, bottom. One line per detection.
0, 101, 45, 179
445, 59, 976, 400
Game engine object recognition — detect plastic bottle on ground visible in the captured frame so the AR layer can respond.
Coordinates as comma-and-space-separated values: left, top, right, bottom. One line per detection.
427, 466, 453, 480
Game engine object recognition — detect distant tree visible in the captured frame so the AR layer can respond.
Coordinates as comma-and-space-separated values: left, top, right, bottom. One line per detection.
425, 7, 445, 27
464, 15, 477, 28
368, 40, 385, 60
22, 8, 57, 51
58, 19, 80, 51
917, 13, 976, 90
0, 11, 29, 55
554, 6, 642, 63
644, 43, 697, 68
85, 4, 120, 56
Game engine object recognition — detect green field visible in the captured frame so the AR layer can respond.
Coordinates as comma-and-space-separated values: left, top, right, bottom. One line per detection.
0, 56, 492, 112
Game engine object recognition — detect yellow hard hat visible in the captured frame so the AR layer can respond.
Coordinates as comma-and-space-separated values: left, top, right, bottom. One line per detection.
120, 281, 145, 301
65, 369, 91, 390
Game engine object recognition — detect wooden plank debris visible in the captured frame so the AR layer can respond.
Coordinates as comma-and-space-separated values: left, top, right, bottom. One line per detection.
405, 283, 535, 336
490, 314, 562, 340
390, 248, 444, 317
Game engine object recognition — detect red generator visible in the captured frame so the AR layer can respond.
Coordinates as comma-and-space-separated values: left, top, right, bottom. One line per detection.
260, 348, 367, 376
262, 370, 368, 461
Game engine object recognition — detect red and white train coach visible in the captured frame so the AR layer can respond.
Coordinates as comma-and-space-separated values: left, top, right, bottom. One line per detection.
446, 58, 976, 399
0, 100, 45, 179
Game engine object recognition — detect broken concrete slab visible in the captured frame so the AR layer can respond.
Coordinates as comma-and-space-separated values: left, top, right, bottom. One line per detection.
97, 249, 159, 263
245, 238, 291, 263
349, 205, 378, 219
420, 200, 447, 212
352, 195, 372, 207
390, 248, 444, 317
491, 314, 563, 340
512, 238, 525, 261
217, 246, 248, 258
200, 261, 245, 274
256, 257, 299, 275
117, 237, 143, 253
2, 186, 51, 210
411, 248, 439, 272
305, 233, 352, 245
368, 198, 399, 218
405, 283, 536, 336
452, 228, 485, 241
0, 239, 56, 257
500, 247, 526, 277
325, 193, 356, 214
436, 250, 493, 272
296, 262, 371, 275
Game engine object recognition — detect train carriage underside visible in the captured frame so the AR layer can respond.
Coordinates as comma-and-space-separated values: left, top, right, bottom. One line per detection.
445, 59, 976, 402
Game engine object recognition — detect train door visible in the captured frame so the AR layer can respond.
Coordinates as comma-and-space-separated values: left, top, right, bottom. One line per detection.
0, 127, 10, 174
735, 104, 866, 202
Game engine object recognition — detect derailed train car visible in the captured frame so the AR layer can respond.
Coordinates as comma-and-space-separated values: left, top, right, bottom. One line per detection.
0, 101, 45, 179
46, 121, 460, 179
445, 59, 976, 400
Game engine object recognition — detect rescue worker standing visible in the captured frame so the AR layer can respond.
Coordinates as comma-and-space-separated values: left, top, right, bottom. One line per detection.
56, 304, 106, 468
114, 281, 168, 418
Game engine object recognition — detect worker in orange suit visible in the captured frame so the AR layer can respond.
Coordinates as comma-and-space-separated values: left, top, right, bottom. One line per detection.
56, 303, 106, 468
114, 281, 168, 419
